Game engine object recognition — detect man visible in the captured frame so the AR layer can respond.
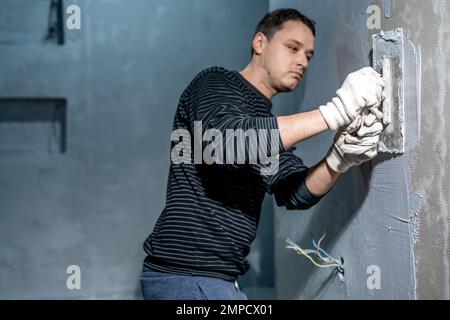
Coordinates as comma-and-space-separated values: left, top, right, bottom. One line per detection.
141, 8, 384, 300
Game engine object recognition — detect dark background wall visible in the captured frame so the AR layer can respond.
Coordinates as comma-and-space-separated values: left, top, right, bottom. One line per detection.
0, 0, 271, 299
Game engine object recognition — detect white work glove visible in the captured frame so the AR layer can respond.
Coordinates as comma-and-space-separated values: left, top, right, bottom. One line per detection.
319, 67, 384, 130
346, 107, 384, 137
326, 112, 383, 173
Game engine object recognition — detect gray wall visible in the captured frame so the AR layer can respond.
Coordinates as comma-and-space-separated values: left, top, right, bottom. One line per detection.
0, 0, 269, 299
271, 0, 449, 300
377, 0, 450, 300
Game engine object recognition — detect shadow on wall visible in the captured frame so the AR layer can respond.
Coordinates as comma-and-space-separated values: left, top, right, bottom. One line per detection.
282, 162, 375, 299
282, 150, 400, 299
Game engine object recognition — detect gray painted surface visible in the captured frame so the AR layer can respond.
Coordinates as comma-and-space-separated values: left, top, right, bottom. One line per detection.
0, 0, 270, 299
377, 0, 450, 300
270, 0, 418, 299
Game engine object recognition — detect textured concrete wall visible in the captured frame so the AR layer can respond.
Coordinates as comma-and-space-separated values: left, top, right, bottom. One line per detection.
0, 0, 269, 299
270, 0, 419, 299
376, 0, 450, 300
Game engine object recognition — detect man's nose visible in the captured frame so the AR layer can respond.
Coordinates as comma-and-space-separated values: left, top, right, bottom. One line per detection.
295, 54, 308, 70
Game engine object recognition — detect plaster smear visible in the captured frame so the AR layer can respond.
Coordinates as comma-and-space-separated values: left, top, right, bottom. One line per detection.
369, 0, 450, 300
371, 27, 422, 298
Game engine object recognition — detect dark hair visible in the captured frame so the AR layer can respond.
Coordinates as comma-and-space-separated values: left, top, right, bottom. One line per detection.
251, 8, 316, 55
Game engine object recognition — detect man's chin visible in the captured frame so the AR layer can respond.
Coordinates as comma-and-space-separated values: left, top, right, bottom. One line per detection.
280, 80, 301, 92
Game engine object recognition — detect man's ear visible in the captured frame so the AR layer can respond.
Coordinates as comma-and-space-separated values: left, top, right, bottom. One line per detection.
252, 32, 267, 55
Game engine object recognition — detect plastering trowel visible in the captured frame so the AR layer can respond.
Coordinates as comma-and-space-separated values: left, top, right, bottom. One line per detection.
372, 28, 407, 154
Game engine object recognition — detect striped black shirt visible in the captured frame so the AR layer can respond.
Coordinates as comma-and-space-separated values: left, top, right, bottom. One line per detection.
143, 67, 323, 281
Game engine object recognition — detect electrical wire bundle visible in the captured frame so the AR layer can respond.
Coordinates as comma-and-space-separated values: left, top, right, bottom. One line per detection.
285, 233, 344, 275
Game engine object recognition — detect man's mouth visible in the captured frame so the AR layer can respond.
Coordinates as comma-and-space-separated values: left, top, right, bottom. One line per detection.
290, 71, 303, 80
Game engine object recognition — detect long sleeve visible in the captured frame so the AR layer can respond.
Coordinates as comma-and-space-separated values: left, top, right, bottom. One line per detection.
266, 148, 324, 210
185, 70, 285, 165
186, 69, 325, 210
144, 66, 324, 282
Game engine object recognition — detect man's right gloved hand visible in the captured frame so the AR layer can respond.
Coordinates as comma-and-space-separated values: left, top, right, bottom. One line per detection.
319, 67, 384, 130
325, 113, 383, 173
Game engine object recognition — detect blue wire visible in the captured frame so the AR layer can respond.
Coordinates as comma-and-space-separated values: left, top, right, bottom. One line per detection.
312, 238, 342, 266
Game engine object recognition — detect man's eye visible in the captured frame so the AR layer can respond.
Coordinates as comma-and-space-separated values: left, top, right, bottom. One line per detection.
288, 47, 298, 53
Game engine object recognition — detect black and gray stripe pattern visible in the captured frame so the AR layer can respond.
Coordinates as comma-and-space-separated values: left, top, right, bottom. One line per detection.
143, 67, 323, 281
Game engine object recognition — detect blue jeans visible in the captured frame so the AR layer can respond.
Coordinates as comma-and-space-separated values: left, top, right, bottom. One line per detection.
140, 269, 248, 300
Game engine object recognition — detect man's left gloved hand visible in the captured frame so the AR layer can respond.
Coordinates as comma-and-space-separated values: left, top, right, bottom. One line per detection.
346, 108, 384, 137
325, 110, 384, 173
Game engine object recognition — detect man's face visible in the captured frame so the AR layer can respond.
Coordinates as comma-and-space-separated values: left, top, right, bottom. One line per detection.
258, 20, 315, 93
